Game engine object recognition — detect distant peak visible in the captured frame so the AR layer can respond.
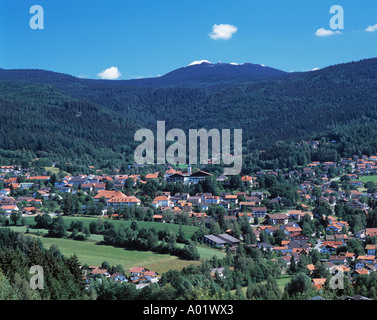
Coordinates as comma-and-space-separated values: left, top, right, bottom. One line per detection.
187, 60, 212, 66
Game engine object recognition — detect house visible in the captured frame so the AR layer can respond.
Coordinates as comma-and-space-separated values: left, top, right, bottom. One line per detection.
320, 241, 343, 254
282, 225, 302, 236
153, 214, 163, 222
312, 278, 327, 290
218, 201, 230, 210
81, 183, 94, 192
366, 244, 377, 256
1, 205, 19, 214
366, 228, 377, 238
266, 214, 288, 225
355, 268, 370, 276
143, 271, 159, 283
329, 255, 347, 264
306, 264, 316, 274
224, 194, 238, 205
107, 195, 141, 208
92, 183, 106, 191
190, 212, 208, 220
68, 176, 88, 187
145, 173, 159, 181
111, 273, 128, 283
287, 210, 303, 221
202, 235, 226, 247
203, 196, 220, 205
211, 268, 225, 279
250, 192, 267, 200
348, 200, 369, 211
251, 207, 267, 218
216, 233, 240, 246
345, 252, 355, 262
238, 212, 253, 223
152, 196, 173, 208
355, 255, 375, 269
20, 183, 34, 190
189, 171, 213, 184
91, 268, 111, 278
27, 175, 50, 182
259, 225, 280, 235
166, 173, 189, 184
21, 206, 37, 215
273, 246, 290, 253
129, 267, 148, 282
94, 190, 141, 207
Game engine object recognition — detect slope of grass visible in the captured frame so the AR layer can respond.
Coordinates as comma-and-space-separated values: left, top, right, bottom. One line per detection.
24, 216, 200, 241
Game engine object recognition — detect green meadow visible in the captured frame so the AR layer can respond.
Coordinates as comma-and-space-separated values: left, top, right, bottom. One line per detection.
4, 216, 225, 274
359, 175, 377, 183
24, 216, 199, 242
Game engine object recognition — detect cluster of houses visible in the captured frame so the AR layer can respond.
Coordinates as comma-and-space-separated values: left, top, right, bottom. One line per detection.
307, 229, 377, 289
83, 266, 159, 289
150, 190, 268, 219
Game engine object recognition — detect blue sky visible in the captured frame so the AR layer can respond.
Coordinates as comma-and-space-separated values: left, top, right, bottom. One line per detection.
1, 0, 376, 79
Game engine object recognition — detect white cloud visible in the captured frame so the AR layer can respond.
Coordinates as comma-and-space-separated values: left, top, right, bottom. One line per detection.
315, 28, 341, 37
209, 24, 238, 40
97, 66, 122, 80
312, 68, 320, 71
365, 23, 377, 32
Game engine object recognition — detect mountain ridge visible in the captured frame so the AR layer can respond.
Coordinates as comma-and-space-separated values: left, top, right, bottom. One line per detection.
0, 57, 377, 170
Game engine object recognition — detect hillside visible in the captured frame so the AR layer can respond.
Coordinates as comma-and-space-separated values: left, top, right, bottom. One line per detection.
0, 58, 377, 170
0, 82, 139, 168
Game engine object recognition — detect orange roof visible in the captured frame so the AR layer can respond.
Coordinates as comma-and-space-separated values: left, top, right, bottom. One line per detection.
306, 264, 316, 271
357, 255, 375, 261
154, 196, 169, 201
108, 196, 140, 203
91, 268, 108, 275
94, 190, 127, 199
356, 268, 369, 275
1, 205, 17, 210
28, 176, 50, 180
23, 206, 36, 211
312, 278, 327, 288
145, 173, 159, 179
129, 267, 146, 273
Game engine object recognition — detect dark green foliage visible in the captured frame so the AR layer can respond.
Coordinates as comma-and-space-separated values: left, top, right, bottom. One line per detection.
1, 58, 377, 171
0, 228, 86, 300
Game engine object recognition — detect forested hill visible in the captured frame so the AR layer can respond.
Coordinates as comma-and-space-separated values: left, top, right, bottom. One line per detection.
0, 82, 139, 168
0, 57, 377, 169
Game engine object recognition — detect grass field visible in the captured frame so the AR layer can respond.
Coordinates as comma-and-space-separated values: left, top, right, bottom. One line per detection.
2, 218, 224, 274
44, 166, 70, 176
26, 234, 200, 273
24, 216, 199, 242
359, 175, 377, 183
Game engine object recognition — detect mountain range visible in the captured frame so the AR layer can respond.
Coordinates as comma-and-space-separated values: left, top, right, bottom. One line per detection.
0, 57, 377, 171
